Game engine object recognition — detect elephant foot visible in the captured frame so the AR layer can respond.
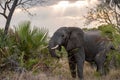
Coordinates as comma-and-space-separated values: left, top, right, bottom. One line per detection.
72, 78, 83, 80
72, 74, 76, 78
78, 78, 84, 80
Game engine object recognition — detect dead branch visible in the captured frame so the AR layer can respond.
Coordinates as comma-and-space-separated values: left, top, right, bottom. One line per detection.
17, 0, 31, 6
0, 3, 4, 9
21, 5, 33, 16
0, 12, 7, 19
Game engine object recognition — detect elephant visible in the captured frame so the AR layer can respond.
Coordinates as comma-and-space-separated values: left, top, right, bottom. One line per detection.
48, 27, 115, 80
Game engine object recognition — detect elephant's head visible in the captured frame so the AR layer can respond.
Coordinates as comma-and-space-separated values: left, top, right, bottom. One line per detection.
48, 27, 84, 58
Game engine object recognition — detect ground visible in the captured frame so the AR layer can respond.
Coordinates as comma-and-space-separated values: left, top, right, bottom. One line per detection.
0, 58, 120, 80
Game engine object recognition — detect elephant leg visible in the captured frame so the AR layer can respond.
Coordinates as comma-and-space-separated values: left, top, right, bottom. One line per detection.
74, 47, 85, 80
68, 53, 76, 78
95, 50, 106, 75
96, 61, 104, 75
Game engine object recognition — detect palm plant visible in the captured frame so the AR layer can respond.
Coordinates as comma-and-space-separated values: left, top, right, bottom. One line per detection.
15, 21, 49, 69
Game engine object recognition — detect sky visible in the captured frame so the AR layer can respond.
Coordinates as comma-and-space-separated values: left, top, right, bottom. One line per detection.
0, 0, 101, 36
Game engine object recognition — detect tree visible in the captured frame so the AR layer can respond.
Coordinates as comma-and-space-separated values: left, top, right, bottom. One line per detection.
0, 0, 47, 35
105, 0, 120, 9
85, 0, 120, 33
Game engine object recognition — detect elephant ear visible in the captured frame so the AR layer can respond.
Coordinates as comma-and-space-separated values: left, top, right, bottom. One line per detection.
66, 27, 84, 51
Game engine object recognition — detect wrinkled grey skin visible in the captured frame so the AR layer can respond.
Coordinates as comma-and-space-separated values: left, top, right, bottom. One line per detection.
84, 31, 115, 75
48, 27, 115, 80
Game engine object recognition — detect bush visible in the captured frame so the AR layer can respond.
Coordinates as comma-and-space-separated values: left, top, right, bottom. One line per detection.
98, 24, 120, 68
83, 24, 120, 69
0, 21, 58, 72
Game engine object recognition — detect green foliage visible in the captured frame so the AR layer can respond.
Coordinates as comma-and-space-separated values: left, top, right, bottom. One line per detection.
98, 24, 120, 46
114, 52, 120, 68
94, 71, 101, 78
16, 21, 47, 57
97, 24, 120, 68
14, 21, 50, 70
98, 25, 114, 39
83, 24, 120, 69
0, 21, 55, 71
1, 21, 119, 75
0, 28, 19, 71
55, 47, 67, 58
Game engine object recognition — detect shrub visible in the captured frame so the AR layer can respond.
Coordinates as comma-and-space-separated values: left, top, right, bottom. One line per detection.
98, 24, 120, 68
0, 28, 20, 71
83, 24, 120, 69
14, 21, 50, 70
0, 21, 57, 72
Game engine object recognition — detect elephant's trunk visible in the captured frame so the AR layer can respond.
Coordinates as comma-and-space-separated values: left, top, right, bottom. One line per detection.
48, 40, 60, 59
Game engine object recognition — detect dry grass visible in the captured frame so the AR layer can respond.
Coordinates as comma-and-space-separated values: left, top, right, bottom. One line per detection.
0, 58, 120, 80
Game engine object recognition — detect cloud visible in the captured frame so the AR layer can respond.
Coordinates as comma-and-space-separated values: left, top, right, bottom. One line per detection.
10, 4, 89, 36
38, 0, 101, 6
0, 0, 101, 36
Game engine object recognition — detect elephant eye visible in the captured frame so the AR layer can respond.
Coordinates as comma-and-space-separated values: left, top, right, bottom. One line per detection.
61, 34, 64, 38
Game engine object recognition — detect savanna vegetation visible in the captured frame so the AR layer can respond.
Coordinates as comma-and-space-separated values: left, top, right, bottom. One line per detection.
0, 0, 120, 80
0, 21, 120, 80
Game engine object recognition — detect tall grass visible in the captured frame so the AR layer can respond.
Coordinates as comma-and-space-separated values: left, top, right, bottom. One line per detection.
0, 61, 120, 80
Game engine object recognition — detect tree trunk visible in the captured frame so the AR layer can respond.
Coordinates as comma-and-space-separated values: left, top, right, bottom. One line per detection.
4, 0, 19, 35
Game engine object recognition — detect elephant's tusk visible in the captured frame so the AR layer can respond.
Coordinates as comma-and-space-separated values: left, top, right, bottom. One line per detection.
51, 45, 59, 49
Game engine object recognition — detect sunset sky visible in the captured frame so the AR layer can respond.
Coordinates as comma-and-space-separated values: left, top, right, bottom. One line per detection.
0, 0, 101, 36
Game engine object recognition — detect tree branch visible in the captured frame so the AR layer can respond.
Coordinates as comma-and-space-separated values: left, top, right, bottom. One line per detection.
114, 5, 120, 31
0, 12, 7, 19
17, 0, 31, 6
0, 3, 4, 10
7, 4, 11, 11
6, 0, 12, 11
21, 5, 33, 16
4, 1, 8, 15
17, 0, 22, 6
103, 9, 112, 24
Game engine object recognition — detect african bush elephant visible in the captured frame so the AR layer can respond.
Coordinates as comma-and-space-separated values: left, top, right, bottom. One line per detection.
48, 27, 115, 80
